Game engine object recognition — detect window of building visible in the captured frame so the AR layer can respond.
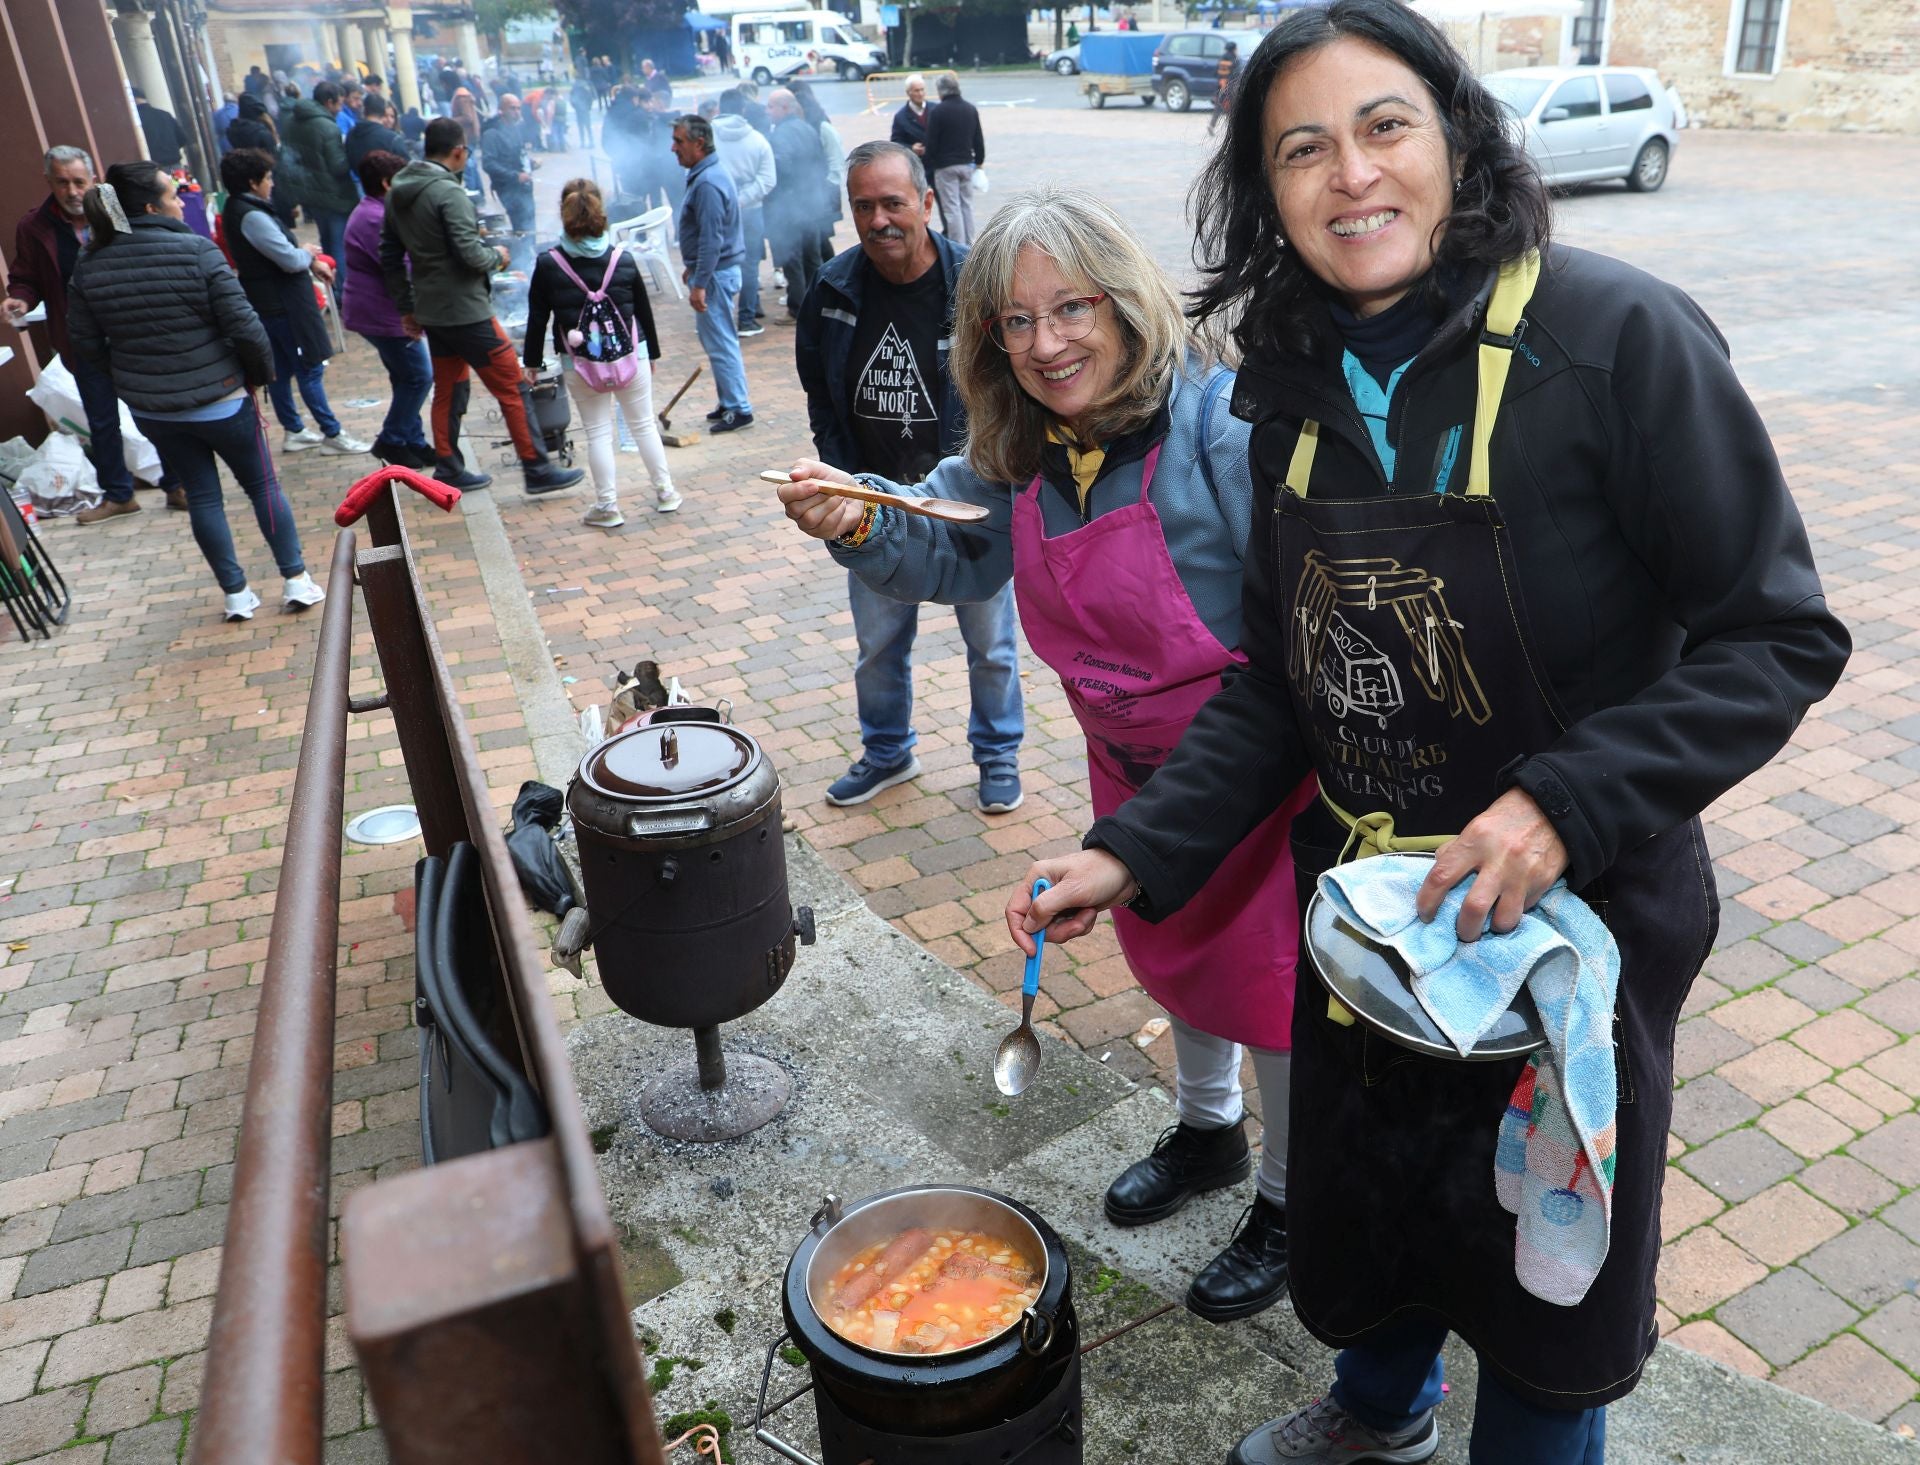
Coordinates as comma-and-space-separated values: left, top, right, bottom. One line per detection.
1731, 0, 1789, 74
1603, 73, 1653, 112
1571, 0, 1608, 65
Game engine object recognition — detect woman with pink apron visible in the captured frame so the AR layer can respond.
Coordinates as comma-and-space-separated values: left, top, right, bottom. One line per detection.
778, 185, 1315, 1319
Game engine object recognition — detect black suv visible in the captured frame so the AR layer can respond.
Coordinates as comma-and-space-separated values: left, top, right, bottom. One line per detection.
1152, 30, 1241, 112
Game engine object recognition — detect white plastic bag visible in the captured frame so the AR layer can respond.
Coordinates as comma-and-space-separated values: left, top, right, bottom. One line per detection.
0, 436, 35, 506
25, 354, 165, 484
15, 433, 100, 516
971, 167, 991, 195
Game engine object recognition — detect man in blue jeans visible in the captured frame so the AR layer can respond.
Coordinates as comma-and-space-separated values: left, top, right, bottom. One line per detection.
793, 141, 1022, 813
671, 115, 753, 433
2, 145, 182, 524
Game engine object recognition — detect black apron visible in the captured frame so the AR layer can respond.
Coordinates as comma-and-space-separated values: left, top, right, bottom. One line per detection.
1276, 255, 1717, 1410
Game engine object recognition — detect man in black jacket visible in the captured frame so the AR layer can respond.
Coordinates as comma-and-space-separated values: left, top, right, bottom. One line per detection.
889, 73, 929, 157
482, 95, 535, 232
765, 88, 829, 318
793, 140, 1023, 811
133, 88, 186, 169
347, 93, 411, 172
922, 74, 984, 244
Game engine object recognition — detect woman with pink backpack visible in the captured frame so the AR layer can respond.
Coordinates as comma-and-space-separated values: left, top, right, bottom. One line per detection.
522, 179, 678, 528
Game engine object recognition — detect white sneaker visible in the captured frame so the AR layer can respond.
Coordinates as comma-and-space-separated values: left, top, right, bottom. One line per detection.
582, 504, 626, 529
223, 587, 262, 621
655, 486, 683, 513
283, 572, 326, 609
319, 431, 371, 455
282, 428, 325, 453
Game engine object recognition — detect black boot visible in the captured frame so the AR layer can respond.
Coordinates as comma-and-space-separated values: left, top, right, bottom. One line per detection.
1186, 1194, 1289, 1323
1104, 1119, 1251, 1227
522, 456, 585, 494
434, 382, 491, 489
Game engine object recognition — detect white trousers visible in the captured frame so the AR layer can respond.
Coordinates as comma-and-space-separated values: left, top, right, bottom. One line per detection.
564, 366, 674, 511
1171, 1015, 1291, 1206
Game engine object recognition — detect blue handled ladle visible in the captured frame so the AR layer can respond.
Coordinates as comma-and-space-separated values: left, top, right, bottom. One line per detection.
993, 878, 1051, 1097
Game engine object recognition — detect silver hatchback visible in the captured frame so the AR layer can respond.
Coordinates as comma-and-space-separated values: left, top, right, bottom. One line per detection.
1482, 66, 1680, 193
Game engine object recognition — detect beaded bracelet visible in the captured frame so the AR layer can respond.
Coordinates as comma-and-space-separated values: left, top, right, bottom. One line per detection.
834, 500, 881, 550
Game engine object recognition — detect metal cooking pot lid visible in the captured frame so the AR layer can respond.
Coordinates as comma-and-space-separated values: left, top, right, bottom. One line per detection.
1304, 880, 1548, 1061
583, 722, 756, 800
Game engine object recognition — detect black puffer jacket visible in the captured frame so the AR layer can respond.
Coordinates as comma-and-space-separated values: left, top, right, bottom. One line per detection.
1089, 243, 1850, 903
67, 215, 272, 415
521, 244, 661, 370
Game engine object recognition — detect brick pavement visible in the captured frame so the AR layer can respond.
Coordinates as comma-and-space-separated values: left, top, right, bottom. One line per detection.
0, 111, 1917, 1459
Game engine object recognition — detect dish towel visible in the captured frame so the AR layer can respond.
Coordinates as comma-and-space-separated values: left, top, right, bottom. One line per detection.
1318, 860, 1622, 1307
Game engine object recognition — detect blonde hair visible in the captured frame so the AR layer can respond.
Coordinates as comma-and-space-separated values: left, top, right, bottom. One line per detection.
559, 177, 606, 238
950, 186, 1192, 486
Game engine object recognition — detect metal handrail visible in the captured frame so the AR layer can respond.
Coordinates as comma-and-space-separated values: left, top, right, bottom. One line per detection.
189, 530, 358, 1465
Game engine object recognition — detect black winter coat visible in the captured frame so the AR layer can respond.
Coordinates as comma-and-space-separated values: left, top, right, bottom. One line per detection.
522, 246, 661, 370
67, 215, 272, 414
346, 118, 411, 172
922, 98, 984, 172
1089, 244, 1850, 905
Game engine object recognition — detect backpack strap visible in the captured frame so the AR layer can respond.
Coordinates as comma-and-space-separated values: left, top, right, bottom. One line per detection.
1195, 363, 1232, 502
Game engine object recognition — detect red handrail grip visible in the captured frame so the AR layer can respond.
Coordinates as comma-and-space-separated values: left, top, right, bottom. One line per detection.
336, 465, 461, 527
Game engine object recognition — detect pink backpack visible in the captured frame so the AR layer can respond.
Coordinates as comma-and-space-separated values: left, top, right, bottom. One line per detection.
546, 244, 640, 391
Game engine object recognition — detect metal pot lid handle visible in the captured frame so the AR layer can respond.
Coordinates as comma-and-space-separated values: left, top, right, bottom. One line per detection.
809, 1193, 842, 1232
1019, 1303, 1053, 1357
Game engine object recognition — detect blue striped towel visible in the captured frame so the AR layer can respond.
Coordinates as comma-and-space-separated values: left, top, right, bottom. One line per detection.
1319, 858, 1622, 1307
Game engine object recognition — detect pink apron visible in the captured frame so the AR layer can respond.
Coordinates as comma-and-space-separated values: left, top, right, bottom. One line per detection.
1011, 444, 1316, 1050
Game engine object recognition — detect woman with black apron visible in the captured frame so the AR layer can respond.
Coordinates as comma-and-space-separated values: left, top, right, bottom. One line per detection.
1007, 3, 1849, 1462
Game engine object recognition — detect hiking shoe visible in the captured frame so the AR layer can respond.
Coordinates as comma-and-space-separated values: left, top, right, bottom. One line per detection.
75, 497, 140, 525
656, 486, 683, 513
523, 459, 585, 495
283, 572, 326, 610
582, 504, 626, 529
977, 763, 1023, 814
282, 427, 325, 452
223, 587, 262, 621
320, 431, 372, 456
1227, 1398, 1437, 1464
1188, 1194, 1290, 1322
825, 754, 921, 807
1105, 1120, 1251, 1227
164, 487, 189, 511
434, 457, 491, 491
711, 409, 754, 434
737, 321, 765, 338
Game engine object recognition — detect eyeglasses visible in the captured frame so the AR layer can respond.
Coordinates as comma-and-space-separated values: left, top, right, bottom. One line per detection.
986, 294, 1106, 353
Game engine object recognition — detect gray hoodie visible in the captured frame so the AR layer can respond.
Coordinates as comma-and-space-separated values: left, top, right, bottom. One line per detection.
712, 113, 776, 212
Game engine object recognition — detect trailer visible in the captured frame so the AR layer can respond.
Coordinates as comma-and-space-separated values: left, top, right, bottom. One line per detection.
1077, 32, 1160, 109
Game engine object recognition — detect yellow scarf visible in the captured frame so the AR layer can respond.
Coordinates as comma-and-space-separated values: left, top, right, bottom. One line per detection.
1047, 422, 1104, 512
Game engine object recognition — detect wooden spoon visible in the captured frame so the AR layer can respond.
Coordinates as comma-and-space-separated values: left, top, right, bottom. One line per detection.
759, 470, 990, 525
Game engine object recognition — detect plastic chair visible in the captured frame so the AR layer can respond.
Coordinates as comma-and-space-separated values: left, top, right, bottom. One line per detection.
611, 205, 682, 301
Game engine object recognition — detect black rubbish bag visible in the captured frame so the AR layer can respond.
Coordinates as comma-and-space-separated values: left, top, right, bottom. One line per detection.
504, 780, 577, 917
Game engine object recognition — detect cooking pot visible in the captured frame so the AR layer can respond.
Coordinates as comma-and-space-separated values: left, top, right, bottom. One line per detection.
775, 1187, 1077, 1436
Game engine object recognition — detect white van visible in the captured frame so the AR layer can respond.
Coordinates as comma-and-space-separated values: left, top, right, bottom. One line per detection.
732, 9, 887, 85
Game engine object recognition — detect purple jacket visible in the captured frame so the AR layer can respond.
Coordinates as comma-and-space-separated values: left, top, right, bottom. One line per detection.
340, 195, 406, 337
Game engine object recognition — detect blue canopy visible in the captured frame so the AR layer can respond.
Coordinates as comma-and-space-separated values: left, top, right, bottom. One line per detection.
685, 11, 727, 30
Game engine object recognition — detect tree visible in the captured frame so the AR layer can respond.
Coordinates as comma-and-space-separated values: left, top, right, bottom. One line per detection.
476, 0, 557, 59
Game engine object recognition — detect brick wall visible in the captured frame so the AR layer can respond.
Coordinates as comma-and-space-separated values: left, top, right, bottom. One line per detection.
1607, 0, 1920, 133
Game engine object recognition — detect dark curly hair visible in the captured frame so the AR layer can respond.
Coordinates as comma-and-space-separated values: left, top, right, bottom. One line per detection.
1188, 0, 1550, 359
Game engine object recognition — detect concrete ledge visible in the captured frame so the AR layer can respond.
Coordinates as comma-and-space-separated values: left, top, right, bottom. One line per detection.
565, 836, 1916, 1462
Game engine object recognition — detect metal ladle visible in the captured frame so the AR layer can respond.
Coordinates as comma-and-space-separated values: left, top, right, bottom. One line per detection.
994, 878, 1050, 1096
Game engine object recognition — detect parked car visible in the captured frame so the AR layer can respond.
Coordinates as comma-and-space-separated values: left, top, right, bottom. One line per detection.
1481, 65, 1680, 192
1044, 43, 1081, 75
1151, 30, 1240, 112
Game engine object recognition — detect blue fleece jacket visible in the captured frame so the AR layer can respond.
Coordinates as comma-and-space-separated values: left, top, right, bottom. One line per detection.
678, 153, 743, 292
827, 358, 1254, 644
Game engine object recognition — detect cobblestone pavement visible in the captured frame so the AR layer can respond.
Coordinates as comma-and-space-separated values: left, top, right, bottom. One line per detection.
0, 109, 1917, 1459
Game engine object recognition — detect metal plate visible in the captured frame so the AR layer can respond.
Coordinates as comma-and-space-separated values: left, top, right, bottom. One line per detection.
1304, 879, 1547, 1061
344, 804, 422, 846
